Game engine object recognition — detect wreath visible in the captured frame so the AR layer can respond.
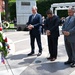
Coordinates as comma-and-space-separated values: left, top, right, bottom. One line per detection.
0, 28, 10, 64
2, 21, 10, 29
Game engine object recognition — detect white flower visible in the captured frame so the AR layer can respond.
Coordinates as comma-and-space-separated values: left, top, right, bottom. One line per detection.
0, 42, 2, 47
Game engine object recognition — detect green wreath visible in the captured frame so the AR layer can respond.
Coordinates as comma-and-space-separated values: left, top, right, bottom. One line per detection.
0, 33, 8, 57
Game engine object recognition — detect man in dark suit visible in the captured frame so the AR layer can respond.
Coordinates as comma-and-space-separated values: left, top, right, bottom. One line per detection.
62, 7, 75, 67
27, 6, 42, 56
44, 9, 60, 61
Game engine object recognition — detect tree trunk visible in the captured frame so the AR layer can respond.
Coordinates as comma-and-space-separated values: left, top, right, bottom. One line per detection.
4, 0, 9, 21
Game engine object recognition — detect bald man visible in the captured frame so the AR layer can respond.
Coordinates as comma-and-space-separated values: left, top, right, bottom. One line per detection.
62, 7, 75, 67
27, 6, 42, 56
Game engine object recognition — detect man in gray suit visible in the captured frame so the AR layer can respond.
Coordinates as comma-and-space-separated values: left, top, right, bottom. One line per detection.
62, 7, 75, 67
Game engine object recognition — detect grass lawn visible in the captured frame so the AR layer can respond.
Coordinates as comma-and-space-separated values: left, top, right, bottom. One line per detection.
9, 23, 14, 28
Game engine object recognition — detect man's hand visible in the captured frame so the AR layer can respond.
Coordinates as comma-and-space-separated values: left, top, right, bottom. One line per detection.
46, 30, 51, 36
28, 24, 34, 30
62, 31, 70, 36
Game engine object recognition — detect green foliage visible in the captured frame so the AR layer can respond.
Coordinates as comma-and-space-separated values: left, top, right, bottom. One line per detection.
4, 0, 75, 20
57, 10, 68, 18
1, 12, 5, 16
1, 12, 5, 20
0, 33, 7, 57
9, 2, 16, 20
9, 0, 16, 2
0, 33, 4, 42
37, 0, 75, 18
1, 0, 16, 21
37, 0, 52, 17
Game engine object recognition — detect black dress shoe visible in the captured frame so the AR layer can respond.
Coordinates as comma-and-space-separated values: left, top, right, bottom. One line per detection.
47, 57, 52, 60
64, 61, 72, 65
50, 58, 56, 61
70, 63, 75, 67
27, 52, 34, 56
37, 53, 42, 56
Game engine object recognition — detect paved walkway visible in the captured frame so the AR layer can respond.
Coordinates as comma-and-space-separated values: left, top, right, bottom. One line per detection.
0, 31, 75, 75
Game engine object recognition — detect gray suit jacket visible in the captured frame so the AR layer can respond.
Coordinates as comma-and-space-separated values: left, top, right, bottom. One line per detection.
62, 16, 75, 43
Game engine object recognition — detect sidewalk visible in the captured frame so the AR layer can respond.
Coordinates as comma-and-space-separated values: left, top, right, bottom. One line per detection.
0, 34, 75, 75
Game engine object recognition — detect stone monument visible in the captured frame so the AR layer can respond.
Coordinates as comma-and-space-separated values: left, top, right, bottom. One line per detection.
16, 0, 36, 30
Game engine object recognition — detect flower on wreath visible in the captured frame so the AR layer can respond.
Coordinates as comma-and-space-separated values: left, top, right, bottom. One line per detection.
0, 27, 10, 64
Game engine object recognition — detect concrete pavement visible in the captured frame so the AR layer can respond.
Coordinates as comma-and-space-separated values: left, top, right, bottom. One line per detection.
0, 31, 75, 75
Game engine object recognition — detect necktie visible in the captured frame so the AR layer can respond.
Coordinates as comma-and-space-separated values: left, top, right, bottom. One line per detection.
67, 16, 71, 23
65, 16, 71, 28
31, 15, 35, 22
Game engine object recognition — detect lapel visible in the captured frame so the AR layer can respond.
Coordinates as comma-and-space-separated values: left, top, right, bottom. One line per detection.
65, 16, 71, 28
31, 14, 37, 22
31, 15, 34, 22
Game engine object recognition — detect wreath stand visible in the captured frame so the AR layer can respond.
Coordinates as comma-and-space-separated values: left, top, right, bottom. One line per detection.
0, 52, 14, 75
0, 27, 14, 75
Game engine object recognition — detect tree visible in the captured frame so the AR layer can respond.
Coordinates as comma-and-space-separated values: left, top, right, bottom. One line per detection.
9, 2, 16, 20
4, 0, 9, 21
3, 0, 16, 21
37, 0, 75, 17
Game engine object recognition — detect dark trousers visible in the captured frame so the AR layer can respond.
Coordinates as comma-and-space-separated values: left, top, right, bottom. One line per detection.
47, 36, 58, 58
65, 39, 75, 63
30, 34, 42, 53
41, 26, 44, 34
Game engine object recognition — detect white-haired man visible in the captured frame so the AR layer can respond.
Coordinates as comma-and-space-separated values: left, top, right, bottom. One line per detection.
27, 6, 42, 56
62, 7, 75, 67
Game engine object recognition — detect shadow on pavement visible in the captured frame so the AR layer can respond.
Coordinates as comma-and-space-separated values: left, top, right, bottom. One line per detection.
4, 54, 37, 70
18, 57, 36, 65
20, 61, 71, 75
6, 54, 27, 60
36, 61, 69, 73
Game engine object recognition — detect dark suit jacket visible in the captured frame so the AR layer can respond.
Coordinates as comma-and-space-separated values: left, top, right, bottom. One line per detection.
44, 15, 60, 37
27, 13, 42, 36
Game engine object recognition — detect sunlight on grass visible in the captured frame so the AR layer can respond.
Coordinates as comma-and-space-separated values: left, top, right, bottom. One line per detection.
9, 23, 14, 28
